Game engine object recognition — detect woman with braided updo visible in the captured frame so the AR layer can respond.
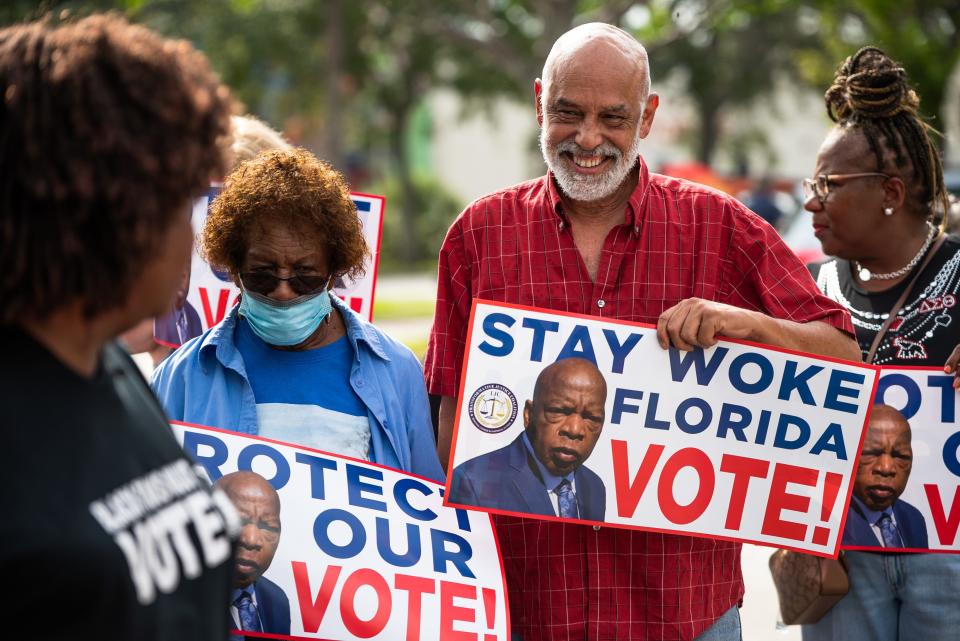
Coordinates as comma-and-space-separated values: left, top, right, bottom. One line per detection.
803, 47, 960, 641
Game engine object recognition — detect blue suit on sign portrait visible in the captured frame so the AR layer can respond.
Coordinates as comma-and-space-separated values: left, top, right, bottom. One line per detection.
841, 496, 929, 549
233, 577, 290, 635
449, 433, 606, 521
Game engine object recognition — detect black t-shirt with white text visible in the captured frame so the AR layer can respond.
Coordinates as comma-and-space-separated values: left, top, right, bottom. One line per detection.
0, 328, 238, 640
809, 234, 960, 366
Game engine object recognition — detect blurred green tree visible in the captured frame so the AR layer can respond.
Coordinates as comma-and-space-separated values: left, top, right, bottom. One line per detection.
10, 2, 953, 262
0, 0, 648, 265
354, 0, 643, 262
797, 1, 960, 150
636, 0, 821, 167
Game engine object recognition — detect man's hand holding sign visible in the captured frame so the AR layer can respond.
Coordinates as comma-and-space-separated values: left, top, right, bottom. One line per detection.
657, 297, 862, 359
445, 301, 878, 557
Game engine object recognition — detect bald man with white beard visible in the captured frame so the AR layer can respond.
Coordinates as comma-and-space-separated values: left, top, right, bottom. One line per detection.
425, 23, 858, 640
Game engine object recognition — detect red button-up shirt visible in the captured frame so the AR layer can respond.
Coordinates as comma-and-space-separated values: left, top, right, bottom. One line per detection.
425, 161, 853, 641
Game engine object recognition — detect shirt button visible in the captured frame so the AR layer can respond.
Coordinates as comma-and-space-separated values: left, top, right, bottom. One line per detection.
356, 379, 364, 387
593, 525, 601, 531
597, 299, 606, 308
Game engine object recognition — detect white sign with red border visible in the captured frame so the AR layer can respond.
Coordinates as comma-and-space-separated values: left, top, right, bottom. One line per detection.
173, 421, 509, 640
445, 300, 879, 559
845, 367, 960, 553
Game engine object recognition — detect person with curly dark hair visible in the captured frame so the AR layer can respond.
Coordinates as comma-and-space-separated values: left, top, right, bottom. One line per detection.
151, 148, 443, 486
125, 114, 294, 366
0, 13, 239, 641
802, 46, 960, 641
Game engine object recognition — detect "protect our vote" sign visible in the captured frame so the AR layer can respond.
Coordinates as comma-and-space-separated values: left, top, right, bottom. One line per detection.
173, 421, 509, 640
445, 300, 879, 558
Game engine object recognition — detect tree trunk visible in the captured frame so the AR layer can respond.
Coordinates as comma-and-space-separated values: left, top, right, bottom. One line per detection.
323, 0, 346, 169
697, 99, 721, 167
388, 108, 422, 264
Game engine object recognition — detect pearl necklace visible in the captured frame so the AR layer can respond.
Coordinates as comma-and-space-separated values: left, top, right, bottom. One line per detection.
853, 222, 938, 282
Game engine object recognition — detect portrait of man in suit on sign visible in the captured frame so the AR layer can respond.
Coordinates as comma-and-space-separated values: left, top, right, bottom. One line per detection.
153, 258, 203, 347
217, 471, 291, 636
450, 357, 608, 521
842, 404, 928, 548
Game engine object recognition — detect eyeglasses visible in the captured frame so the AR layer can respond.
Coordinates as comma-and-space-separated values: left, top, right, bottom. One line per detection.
239, 271, 329, 296
801, 173, 891, 204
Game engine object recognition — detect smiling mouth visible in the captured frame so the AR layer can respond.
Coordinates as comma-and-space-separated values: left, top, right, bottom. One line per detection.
564, 152, 609, 170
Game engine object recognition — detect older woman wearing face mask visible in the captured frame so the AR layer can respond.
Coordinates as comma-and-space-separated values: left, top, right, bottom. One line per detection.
802, 47, 960, 641
152, 148, 443, 481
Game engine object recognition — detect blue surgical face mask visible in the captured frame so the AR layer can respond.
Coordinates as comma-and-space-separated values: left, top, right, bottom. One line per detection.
238, 287, 332, 346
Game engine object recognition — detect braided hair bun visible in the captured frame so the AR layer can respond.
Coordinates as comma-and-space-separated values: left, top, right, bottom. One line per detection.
825, 47, 920, 122
823, 46, 946, 220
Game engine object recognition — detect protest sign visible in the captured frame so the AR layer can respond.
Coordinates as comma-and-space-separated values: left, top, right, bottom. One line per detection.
172, 421, 509, 640
444, 300, 879, 558
841, 367, 960, 552
335, 192, 385, 321
154, 187, 385, 348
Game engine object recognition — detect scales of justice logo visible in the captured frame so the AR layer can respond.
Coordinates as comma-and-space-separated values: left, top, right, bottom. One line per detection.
468, 383, 519, 433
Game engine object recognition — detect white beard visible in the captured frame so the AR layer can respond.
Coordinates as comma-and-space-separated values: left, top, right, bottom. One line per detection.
541, 128, 643, 202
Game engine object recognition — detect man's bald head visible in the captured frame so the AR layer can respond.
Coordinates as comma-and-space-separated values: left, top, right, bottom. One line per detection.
536, 23, 657, 203
870, 405, 910, 437
217, 471, 281, 512
525, 357, 608, 476
217, 471, 282, 588
869, 405, 912, 439
541, 23, 651, 105
532, 357, 608, 402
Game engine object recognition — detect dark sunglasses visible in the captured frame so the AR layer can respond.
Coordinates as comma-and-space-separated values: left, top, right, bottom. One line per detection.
239, 271, 329, 296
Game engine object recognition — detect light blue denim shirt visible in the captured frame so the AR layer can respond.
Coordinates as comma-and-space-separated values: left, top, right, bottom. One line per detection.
151, 295, 444, 482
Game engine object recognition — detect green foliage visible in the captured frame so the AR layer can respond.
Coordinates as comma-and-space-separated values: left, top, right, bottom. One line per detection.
371, 172, 464, 273
130, 0, 348, 123
402, 337, 429, 361
636, 0, 821, 165
0, 0, 116, 25
4, 0, 958, 258
798, 1, 960, 142
372, 298, 436, 320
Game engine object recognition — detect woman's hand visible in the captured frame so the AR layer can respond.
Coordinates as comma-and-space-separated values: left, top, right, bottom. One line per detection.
945, 344, 960, 389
